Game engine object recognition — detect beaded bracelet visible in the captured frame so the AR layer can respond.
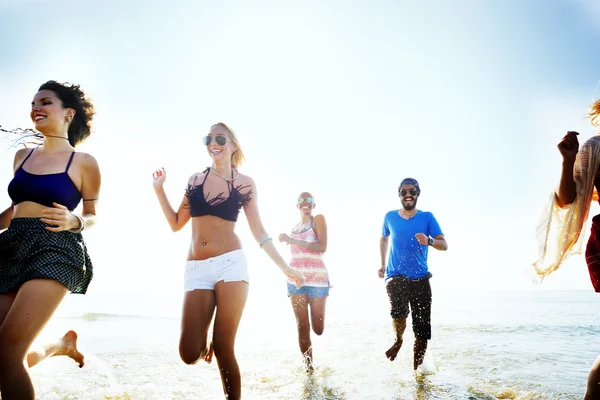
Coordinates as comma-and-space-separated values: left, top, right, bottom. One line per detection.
259, 236, 272, 248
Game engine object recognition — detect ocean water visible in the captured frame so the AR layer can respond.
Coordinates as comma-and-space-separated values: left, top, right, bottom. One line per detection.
27, 288, 600, 400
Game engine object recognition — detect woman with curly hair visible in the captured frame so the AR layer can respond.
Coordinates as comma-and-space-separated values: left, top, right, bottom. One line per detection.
0, 80, 100, 399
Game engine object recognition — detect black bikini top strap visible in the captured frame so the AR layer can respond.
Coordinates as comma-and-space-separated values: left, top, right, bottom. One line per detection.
201, 167, 211, 184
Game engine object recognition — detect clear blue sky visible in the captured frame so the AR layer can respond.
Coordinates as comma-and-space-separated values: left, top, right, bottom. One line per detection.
1, 0, 600, 305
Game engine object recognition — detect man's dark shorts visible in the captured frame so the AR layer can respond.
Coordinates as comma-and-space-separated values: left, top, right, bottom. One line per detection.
386, 273, 432, 340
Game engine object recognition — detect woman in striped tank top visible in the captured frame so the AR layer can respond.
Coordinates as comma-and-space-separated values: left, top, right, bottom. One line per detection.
278, 192, 330, 372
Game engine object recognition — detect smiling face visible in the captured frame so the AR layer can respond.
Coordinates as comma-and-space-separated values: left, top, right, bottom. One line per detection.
398, 184, 419, 211
30, 89, 73, 134
297, 192, 315, 215
204, 124, 237, 165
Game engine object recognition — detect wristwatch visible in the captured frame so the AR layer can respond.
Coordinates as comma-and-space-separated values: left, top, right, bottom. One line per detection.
428, 237, 434, 246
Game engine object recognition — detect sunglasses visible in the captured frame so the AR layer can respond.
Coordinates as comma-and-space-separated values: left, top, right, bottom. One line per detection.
399, 189, 418, 197
202, 135, 228, 146
298, 197, 314, 204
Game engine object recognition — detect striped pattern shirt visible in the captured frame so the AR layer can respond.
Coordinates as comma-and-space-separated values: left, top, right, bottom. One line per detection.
288, 222, 329, 287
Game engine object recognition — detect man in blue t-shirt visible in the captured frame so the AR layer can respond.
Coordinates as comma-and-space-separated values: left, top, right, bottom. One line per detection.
378, 178, 448, 371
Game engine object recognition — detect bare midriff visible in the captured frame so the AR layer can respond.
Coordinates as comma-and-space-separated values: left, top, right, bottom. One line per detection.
188, 215, 242, 261
13, 202, 53, 218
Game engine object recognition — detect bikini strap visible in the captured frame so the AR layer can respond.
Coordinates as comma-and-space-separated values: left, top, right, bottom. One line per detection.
65, 152, 76, 173
201, 167, 211, 184
17, 148, 35, 170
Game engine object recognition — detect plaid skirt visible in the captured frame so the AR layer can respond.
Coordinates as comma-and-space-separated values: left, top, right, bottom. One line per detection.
0, 218, 93, 294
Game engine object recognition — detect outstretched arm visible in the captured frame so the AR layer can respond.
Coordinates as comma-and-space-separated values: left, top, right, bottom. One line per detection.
152, 168, 191, 232
243, 178, 305, 286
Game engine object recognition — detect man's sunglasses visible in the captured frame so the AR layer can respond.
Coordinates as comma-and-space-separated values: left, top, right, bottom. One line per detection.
399, 189, 418, 197
203, 135, 228, 146
298, 197, 314, 204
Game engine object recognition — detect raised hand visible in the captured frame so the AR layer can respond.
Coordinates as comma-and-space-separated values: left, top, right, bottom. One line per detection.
558, 131, 580, 162
152, 167, 167, 188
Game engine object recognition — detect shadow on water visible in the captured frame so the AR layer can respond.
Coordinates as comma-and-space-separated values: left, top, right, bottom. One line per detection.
300, 374, 347, 400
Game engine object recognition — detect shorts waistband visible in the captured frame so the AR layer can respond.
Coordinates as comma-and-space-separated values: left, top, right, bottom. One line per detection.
386, 272, 432, 284
186, 249, 245, 265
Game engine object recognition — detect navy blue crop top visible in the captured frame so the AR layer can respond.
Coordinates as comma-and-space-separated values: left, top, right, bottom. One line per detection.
185, 167, 252, 222
7, 149, 82, 211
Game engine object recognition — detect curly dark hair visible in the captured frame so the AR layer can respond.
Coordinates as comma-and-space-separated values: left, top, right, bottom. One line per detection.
1, 81, 95, 148
38, 80, 95, 146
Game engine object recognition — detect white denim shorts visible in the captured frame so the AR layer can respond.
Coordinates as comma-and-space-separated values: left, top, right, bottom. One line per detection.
184, 249, 249, 291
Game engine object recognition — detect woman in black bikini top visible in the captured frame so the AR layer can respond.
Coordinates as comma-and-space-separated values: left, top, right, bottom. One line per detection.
152, 122, 304, 400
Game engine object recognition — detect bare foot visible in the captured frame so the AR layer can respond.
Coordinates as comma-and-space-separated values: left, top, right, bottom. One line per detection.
303, 355, 314, 374
56, 330, 85, 368
203, 341, 214, 364
385, 340, 402, 361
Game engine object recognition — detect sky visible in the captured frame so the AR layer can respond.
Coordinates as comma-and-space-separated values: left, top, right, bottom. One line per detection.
1, 0, 600, 315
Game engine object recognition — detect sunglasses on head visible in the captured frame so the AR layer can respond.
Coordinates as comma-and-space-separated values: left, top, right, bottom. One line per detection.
298, 197, 314, 204
399, 189, 418, 197
202, 135, 228, 146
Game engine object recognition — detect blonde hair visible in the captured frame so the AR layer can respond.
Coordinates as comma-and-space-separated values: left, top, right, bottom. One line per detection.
589, 99, 600, 127
211, 122, 245, 168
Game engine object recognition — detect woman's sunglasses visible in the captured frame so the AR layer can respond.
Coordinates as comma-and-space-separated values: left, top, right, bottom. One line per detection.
203, 135, 228, 146
399, 189, 418, 197
298, 197, 314, 204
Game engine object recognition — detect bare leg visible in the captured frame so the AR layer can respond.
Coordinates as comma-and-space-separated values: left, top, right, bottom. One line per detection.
2, 295, 82, 372
212, 280, 248, 400
0, 293, 15, 391
291, 294, 313, 372
308, 296, 327, 336
585, 355, 600, 400
386, 318, 406, 361
179, 289, 216, 365
0, 293, 17, 325
413, 337, 428, 370
26, 330, 84, 368
0, 279, 68, 400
